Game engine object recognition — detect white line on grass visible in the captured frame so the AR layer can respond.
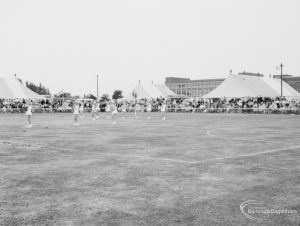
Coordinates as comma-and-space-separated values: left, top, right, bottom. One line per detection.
78, 143, 300, 165
206, 130, 282, 144
190, 145, 300, 164
46, 146, 195, 164
96, 152, 194, 164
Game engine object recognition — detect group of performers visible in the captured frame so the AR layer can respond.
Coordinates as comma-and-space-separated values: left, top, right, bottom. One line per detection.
23, 99, 167, 128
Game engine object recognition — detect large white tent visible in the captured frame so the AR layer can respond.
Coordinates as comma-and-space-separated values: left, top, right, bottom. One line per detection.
124, 82, 176, 99
0, 76, 45, 99
261, 76, 300, 97
153, 84, 176, 97
204, 74, 300, 98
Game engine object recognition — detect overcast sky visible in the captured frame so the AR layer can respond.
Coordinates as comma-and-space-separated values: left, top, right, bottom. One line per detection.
0, 0, 299, 96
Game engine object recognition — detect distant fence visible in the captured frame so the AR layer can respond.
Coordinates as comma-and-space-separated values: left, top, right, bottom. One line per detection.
1, 107, 300, 115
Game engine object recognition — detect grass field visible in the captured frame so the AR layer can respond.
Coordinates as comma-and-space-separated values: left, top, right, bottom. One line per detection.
0, 113, 299, 225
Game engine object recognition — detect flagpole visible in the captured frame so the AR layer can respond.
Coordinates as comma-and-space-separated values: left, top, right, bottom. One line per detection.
280, 63, 283, 97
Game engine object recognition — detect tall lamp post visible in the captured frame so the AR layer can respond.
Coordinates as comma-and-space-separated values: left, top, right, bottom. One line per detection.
280, 63, 283, 97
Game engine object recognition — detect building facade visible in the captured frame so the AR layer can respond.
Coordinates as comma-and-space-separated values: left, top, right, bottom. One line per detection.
165, 77, 225, 97
273, 75, 300, 93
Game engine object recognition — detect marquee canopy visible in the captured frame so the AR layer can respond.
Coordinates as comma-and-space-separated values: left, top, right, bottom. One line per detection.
0, 76, 45, 99
124, 82, 176, 99
204, 74, 300, 98
261, 76, 300, 97
153, 84, 176, 97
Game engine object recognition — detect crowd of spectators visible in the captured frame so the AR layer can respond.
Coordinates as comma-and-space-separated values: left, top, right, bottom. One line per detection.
1, 96, 300, 114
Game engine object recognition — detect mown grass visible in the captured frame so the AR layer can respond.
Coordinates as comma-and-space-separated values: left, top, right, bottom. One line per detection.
0, 113, 299, 225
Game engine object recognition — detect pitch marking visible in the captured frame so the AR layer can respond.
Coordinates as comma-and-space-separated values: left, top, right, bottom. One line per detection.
190, 145, 300, 164
206, 130, 282, 144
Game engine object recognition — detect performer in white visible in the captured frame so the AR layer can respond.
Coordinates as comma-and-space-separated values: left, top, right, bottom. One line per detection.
25, 100, 33, 128
134, 102, 139, 119
79, 101, 84, 118
161, 99, 167, 120
121, 102, 127, 119
105, 102, 111, 119
91, 101, 97, 121
95, 101, 100, 119
146, 100, 152, 120
73, 101, 80, 126
2, 105, 7, 114
110, 102, 118, 124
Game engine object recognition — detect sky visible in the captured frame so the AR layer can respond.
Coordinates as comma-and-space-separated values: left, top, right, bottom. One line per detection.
0, 0, 299, 96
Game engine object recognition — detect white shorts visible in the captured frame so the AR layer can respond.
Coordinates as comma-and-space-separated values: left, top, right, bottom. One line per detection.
147, 108, 151, 112
25, 112, 32, 116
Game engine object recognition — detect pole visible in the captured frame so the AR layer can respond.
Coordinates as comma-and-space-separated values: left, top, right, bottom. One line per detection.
97, 75, 99, 99
280, 63, 283, 97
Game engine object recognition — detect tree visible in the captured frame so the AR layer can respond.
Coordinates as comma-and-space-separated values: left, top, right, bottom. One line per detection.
26, 80, 51, 95
112, 90, 123, 100
84, 94, 97, 100
39, 83, 42, 94
100, 94, 111, 103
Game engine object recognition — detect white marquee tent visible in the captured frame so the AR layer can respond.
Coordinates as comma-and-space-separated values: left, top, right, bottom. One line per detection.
0, 76, 45, 99
204, 74, 300, 98
153, 84, 176, 97
124, 82, 176, 99
261, 76, 300, 97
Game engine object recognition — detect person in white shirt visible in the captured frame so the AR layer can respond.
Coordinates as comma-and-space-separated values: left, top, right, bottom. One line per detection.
161, 99, 167, 120
91, 101, 97, 121
110, 102, 118, 124
79, 101, 84, 118
121, 102, 127, 120
2, 105, 7, 114
105, 102, 111, 119
146, 100, 152, 120
73, 101, 80, 126
25, 101, 33, 128
134, 103, 140, 119
95, 101, 100, 119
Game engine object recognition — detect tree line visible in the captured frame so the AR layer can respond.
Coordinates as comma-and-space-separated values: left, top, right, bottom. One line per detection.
26, 81, 51, 95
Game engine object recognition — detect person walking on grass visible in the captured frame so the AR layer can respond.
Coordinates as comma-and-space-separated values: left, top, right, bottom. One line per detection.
73, 101, 80, 126
25, 100, 33, 128
121, 102, 127, 119
79, 101, 84, 118
95, 100, 100, 119
161, 99, 167, 120
2, 105, 7, 114
105, 101, 111, 119
146, 100, 152, 120
134, 102, 139, 119
91, 100, 97, 121
110, 101, 118, 124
